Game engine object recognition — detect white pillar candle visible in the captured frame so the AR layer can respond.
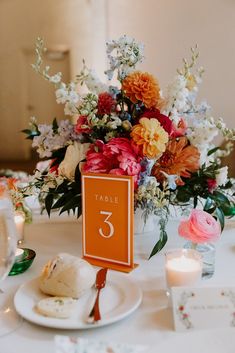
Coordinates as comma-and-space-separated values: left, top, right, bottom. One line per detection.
14, 211, 25, 244
165, 249, 202, 288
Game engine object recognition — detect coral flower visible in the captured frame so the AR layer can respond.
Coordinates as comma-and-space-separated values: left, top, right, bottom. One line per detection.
152, 137, 200, 184
122, 71, 161, 109
130, 117, 169, 159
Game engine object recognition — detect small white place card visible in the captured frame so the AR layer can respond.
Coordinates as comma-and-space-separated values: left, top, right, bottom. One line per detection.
171, 287, 235, 331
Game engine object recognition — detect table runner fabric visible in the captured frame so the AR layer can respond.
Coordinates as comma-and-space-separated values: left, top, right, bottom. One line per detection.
55, 335, 148, 353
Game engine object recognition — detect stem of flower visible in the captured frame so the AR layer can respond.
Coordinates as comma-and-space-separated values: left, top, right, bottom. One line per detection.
191, 242, 198, 250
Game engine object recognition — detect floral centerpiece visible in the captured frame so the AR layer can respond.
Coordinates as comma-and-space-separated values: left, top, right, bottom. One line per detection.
0, 169, 32, 223
23, 36, 235, 258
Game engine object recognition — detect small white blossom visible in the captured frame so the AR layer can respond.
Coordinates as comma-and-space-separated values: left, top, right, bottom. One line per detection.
49, 72, 62, 84
84, 69, 108, 94
58, 142, 90, 180
216, 166, 228, 186
106, 115, 122, 129
64, 102, 78, 116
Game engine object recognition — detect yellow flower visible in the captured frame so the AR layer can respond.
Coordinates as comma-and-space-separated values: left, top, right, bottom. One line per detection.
131, 118, 169, 159
186, 74, 197, 91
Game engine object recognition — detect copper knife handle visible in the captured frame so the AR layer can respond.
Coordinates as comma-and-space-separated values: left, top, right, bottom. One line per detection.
88, 288, 101, 322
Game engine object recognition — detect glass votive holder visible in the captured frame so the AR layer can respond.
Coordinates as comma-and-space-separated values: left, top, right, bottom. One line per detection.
165, 248, 202, 299
14, 210, 25, 245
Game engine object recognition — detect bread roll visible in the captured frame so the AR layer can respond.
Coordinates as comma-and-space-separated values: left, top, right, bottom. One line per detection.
36, 297, 76, 319
39, 253, 95, 298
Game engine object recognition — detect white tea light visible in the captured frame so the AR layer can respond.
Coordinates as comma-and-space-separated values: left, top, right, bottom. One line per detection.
15, 248, 24, 261
165, 249, 202, 288
14, 211, 25, 244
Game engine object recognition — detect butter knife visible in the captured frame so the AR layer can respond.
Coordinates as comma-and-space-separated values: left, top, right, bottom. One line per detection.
87, 268, 108, 323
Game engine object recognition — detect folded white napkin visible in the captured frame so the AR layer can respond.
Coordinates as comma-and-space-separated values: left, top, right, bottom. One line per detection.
55, 335, 148, 353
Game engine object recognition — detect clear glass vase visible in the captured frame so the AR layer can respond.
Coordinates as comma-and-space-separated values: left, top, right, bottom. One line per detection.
184, 242, 215, 279
134, 208, 155, 235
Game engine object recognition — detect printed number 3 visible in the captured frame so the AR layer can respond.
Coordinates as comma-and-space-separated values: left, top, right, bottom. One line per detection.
99, 211, 114, 238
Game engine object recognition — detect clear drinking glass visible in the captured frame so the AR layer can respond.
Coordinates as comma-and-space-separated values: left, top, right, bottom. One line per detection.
0, 199, 22, 336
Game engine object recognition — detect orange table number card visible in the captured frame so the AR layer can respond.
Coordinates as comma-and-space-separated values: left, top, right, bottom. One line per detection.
82, 173, 137, 272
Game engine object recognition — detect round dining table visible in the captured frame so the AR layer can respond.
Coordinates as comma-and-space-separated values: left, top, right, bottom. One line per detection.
1, 214, 235, 353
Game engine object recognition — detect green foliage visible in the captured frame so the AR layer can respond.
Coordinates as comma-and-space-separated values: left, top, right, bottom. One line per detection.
174, 164, 235, 231
149, 212, 168, 259
43, 163, 82, 219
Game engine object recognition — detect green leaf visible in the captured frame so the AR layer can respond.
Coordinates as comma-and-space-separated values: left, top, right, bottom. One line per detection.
51, 195, 67, 209
211, 191, 231, 206
149, 229, 168, 259
204, 197, 213, 211
74, 163, 82, 184
215, 207, 225, 231
52, 118, 58, 132
207, 147, 220, 156
21, 129, 32, 134
59, 194, 81, 214
45, 193, 54, 217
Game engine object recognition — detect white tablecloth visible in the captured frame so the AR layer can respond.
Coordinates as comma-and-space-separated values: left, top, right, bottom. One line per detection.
1, 217, 235, 353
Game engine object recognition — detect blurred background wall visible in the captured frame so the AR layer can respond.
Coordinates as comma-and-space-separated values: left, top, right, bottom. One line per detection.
0, 0, 234, 172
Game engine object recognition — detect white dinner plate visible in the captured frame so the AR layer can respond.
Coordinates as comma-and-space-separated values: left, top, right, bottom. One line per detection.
14, 272, 142, 329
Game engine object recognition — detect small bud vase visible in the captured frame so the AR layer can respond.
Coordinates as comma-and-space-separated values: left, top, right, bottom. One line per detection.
134, 208, 155, 235
184, 242, 215, 279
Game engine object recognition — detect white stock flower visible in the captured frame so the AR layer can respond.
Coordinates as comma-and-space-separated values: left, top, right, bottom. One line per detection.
216, 166, 228, 186
64, 102, 78, 116
55, 83, 79, 105
85, 69, 108, 94
163, 75, 189, 118
58, 142, 90, 180
185, 115, 219, 165
55, 83, 68, 104
105, 35, 144, 80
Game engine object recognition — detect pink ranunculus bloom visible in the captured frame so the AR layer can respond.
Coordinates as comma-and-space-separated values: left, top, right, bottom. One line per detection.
178, 209, 221, 244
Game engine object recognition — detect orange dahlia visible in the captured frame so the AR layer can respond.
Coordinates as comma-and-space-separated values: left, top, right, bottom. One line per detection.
131, 117, 169, 159
152, 137, 200, 184
122, 71, 161, 109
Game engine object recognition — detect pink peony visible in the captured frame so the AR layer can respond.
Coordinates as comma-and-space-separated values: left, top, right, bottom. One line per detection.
178, 209, 221, 244
83, 137, 141, 187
